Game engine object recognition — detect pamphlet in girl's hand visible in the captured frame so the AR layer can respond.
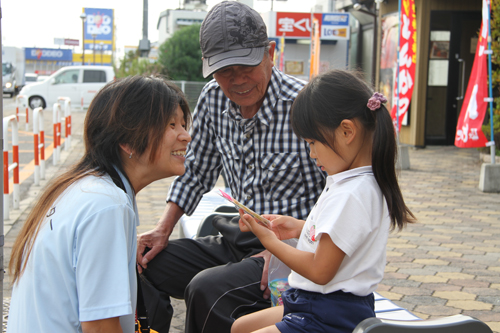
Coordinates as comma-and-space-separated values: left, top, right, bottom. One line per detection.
218, 190, 271, 228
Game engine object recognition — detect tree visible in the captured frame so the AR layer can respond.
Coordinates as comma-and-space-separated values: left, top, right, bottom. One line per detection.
491, 0, 499, 115
158, 24, 208, 82
115, 49, 165, 78
483, 0, 500, 154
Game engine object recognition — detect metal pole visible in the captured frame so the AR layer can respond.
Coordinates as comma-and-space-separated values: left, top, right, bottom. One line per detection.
138, 0, 151, 58
396, 0, 402, 135
81, 12, 86, 65
486, 0, 496, 164
143, 0, 148, 42
0, 2, 5, 331
82, 21, 85, 64
375, 0, 383, 91
372, 14, 377, 87
92, 35, 96, 65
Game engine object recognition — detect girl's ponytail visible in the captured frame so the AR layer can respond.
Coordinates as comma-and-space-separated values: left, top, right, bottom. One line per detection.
370, 104, 415, 230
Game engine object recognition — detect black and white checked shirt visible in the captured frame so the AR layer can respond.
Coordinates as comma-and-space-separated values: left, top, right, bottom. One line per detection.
168, 67, 326, 220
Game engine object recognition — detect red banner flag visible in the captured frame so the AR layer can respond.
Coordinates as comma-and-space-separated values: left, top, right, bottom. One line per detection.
454, 0, 490, 148
391, 0, 417, 132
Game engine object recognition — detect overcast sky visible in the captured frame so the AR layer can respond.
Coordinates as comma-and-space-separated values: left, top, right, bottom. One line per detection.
1, 0, 312, 56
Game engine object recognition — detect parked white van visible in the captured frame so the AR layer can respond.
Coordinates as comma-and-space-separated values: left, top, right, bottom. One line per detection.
19, 65, 115, 109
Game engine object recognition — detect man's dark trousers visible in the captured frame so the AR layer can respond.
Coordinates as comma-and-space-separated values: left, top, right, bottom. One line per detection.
140, 215, 271, 333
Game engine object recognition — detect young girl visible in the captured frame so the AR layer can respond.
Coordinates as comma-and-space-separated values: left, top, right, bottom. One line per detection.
231, 69, 415, 333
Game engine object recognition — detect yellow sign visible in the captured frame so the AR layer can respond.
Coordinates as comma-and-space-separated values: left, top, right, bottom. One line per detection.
73, 53, 112, 64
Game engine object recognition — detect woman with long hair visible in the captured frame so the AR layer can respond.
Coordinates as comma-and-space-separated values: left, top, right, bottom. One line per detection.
7, 75, 191, 333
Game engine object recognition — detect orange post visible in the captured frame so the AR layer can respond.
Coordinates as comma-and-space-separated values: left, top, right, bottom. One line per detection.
34, 133, 39, 166
13, 145, 19, 185
40, 130, 45, 160
3, 151, 8, 195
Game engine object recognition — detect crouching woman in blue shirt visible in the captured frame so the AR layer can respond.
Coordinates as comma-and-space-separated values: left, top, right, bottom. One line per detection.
7, 75, 191, 333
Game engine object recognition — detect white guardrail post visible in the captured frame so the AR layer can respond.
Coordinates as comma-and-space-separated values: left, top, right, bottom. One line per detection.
52, 103, 62, 165
3, 115, 20, 220
15, 94, 29, 131
58, 97, 72, 150
33, 107, 46, 185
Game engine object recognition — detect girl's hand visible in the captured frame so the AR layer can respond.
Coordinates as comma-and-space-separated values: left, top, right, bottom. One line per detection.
238, 212, 305, 241
238, 212, 280, 232
239, 210, 277, 243
268, 216, 305, 240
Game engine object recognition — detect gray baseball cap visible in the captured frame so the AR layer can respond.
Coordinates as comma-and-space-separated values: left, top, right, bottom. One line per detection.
200, 1, 269, 78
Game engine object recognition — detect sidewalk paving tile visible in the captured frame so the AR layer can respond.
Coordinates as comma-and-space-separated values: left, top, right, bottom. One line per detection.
1, 111, 499, 332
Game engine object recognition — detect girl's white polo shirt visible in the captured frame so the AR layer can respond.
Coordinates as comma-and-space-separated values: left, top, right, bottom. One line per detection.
288, 166, 390, 296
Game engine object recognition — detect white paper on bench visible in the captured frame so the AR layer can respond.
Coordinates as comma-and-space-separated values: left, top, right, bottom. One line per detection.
375, 299, 403, 312
374, 292, 421, 321
376, 309, 421, 321
179, 187, 230, 239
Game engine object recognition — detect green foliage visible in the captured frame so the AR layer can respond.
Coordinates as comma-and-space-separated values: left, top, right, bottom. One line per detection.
158, 24, 208, 82
482, 114, 500, 155
485, 0, 500, 154
115, 50, 165, 78
492, 0, 500, 116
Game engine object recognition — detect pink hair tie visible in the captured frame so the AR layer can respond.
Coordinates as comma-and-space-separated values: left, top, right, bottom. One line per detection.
367, 92, 388, 111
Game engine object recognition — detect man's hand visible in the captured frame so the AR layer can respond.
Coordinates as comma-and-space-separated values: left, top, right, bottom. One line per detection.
136, 202, 185, 273
251, 250, 273, 300
137, 227, 171, 273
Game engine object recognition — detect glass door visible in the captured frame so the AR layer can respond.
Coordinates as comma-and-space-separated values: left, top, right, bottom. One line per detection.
424, 11, 481, 145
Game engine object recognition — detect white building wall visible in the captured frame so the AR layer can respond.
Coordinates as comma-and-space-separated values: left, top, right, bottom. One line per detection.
280, 42, 348, 81
157, 10, 207, 46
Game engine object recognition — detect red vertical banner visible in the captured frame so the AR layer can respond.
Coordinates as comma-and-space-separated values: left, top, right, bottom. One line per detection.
391, 0, 417, 132
454, 0, 489, 148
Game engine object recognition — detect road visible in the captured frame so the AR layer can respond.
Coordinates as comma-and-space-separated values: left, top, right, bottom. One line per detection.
1, 95, 66, 209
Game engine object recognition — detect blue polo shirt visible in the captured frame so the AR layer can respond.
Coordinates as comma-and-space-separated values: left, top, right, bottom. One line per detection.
7, 170, 138, 333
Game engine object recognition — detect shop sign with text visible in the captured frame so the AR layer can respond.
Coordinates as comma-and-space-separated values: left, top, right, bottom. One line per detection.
275, 12, 349, 40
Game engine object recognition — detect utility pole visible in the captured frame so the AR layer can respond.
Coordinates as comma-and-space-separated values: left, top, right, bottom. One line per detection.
138, 0, 151, 58
80, 12, 87, 65
0, 2, 5, 332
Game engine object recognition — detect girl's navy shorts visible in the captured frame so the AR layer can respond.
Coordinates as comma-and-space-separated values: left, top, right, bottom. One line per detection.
275, 288, 375, 333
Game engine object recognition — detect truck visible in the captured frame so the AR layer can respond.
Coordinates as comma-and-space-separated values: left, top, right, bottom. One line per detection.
2, 46, 25, 97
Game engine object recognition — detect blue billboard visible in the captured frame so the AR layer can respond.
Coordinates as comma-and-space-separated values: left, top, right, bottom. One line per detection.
322, 13, 349, 26
321, 13, 350, 40
25, 48, 73, 61
84, 8, 114, 51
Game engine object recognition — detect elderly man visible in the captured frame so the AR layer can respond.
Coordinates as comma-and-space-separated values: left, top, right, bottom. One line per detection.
137, 2, 325, 332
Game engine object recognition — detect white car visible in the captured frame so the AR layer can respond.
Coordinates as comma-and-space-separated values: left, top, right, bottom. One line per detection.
19, 65, 115, 109
37, 75, 49, 82
24, 73, 38, 86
